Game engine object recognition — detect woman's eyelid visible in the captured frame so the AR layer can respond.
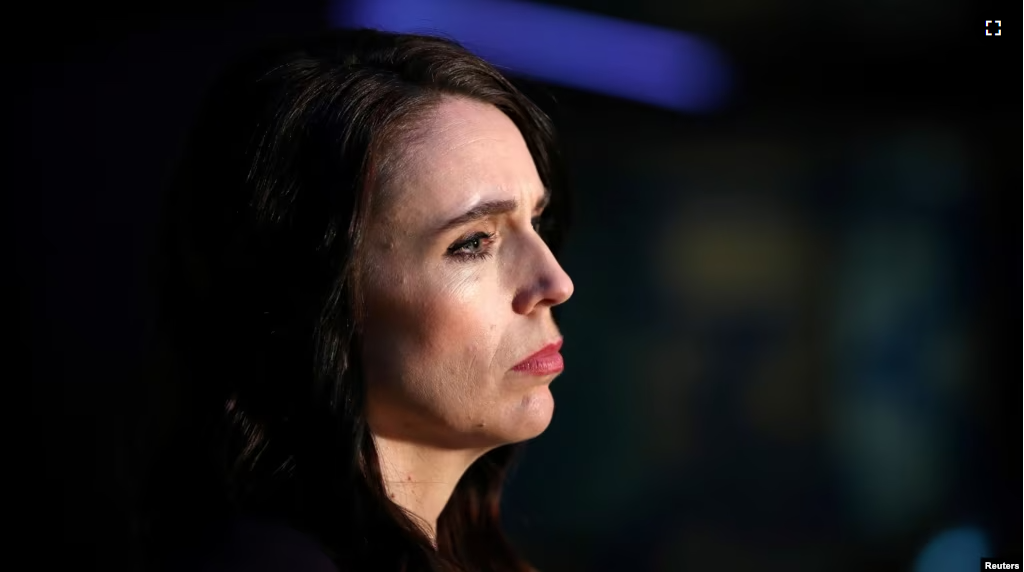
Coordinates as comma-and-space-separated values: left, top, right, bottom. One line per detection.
447, 229, 493, 251
446, 204, 543, 252
447, 222, 495, 244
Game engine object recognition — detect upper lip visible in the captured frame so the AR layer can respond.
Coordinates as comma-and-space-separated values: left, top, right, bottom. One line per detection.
513, 337, 563, 368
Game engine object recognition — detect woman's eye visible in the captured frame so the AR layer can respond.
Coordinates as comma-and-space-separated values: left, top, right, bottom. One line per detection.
461, 237, 484, 253
446, 231, 495, 261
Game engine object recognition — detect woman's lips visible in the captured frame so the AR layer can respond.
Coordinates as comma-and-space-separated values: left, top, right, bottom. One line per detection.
511, 338, 564, 375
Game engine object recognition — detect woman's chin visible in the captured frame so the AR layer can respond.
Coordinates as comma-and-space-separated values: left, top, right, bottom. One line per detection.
444, 387, 555, 449
498, 386, 556, 443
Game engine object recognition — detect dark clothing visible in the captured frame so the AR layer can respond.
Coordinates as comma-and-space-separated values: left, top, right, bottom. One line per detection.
166, 517, 339, 572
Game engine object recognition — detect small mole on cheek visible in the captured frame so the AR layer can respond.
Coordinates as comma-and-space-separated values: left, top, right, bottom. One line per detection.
476, 422, 486, 428
406, 474, 413, 482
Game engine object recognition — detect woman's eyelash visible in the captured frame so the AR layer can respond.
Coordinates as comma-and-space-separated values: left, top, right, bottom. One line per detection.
446, 216, 546, 263
446, 231, 495, 262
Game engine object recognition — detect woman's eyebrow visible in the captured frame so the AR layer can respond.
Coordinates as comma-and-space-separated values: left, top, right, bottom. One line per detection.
434, 190, 551, 235
436, 199, 518, 234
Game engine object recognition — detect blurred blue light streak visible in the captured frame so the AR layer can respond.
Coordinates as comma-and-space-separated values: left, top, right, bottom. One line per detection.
331, 0, 731, 113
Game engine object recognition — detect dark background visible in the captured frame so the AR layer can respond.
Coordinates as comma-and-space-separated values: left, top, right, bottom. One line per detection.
16, 0, 1019, 570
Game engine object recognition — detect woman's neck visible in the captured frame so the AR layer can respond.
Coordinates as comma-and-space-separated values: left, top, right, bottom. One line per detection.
372, 435, 488, 541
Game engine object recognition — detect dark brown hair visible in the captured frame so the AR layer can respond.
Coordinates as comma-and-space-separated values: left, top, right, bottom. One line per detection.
145, 28, 568, 572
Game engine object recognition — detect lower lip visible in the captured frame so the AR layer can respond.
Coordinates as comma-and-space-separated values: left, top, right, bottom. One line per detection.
511, 351, 564, 375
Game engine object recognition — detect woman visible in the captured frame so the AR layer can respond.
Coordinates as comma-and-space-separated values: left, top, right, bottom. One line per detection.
144, 28, 574, 572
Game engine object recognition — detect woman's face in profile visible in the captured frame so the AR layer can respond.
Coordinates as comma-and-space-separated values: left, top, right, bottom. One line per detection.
361, 96, 573, 450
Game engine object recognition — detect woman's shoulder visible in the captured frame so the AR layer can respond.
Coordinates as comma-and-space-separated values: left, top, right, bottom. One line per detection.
164, 516, 340, 572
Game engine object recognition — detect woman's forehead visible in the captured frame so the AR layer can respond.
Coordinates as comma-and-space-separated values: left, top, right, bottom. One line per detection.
376, 97, 544, 224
